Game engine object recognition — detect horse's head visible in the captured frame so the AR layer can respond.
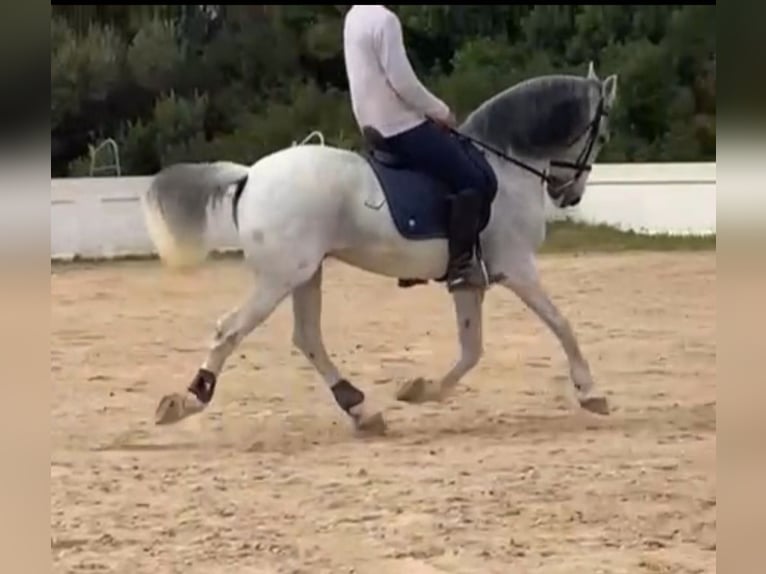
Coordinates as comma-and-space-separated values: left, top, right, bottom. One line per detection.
545, 62, 618, 208
461, 67, 619, 208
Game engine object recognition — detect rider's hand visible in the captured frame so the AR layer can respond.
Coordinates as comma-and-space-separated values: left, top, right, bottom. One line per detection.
430, 110, 458, 131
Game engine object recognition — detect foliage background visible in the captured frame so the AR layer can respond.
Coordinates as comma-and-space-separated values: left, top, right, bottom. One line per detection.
51, 5, 716, 177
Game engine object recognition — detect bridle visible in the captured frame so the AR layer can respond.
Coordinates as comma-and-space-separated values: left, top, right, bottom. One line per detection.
449, 97, 608, 199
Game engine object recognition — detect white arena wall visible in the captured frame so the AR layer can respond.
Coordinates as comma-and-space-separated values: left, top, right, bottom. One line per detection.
51, 162, 716, 261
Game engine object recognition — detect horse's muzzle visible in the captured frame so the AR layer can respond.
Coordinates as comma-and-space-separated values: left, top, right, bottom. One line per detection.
563, 194, 582, 207
547, 178, 583, 208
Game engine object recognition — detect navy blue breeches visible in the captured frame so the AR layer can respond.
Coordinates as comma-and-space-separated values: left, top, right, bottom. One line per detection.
383, 120, 495, 198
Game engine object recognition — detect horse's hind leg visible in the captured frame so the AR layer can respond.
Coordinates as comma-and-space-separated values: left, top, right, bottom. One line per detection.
155, 277, 292, 425
292, 266, 386, 435
397, 289, 485, 403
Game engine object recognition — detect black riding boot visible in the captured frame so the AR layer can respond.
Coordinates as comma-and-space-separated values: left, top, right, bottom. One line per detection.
446, 189, 486, 292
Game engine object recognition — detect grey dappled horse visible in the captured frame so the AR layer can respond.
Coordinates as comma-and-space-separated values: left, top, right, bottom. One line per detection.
144, 63, 618, 434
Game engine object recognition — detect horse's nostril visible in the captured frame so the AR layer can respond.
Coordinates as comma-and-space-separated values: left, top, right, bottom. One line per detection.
547, 184, 563, 199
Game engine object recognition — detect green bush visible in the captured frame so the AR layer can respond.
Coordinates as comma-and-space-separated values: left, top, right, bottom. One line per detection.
127, 17, 184, 94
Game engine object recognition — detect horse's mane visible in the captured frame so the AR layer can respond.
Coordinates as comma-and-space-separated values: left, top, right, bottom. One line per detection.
461, 75, 600, 159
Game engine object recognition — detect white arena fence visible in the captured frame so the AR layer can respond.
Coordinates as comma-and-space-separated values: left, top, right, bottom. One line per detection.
51, 158, 715, 262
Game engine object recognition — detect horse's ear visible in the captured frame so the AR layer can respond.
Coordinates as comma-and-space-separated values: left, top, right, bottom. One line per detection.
602, 74, 618, 106
587, 61, 598, 81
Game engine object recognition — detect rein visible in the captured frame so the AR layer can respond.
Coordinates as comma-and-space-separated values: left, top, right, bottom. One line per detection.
448, 98, 606, 195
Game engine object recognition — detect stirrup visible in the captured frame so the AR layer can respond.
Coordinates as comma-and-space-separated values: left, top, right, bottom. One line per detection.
446, 255, 490, 292
447, 258, 488, 292
474, 238, 490, 287
478, 255, 490, 287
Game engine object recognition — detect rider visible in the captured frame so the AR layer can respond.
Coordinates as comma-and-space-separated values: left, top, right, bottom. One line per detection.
342, 5, 493, 291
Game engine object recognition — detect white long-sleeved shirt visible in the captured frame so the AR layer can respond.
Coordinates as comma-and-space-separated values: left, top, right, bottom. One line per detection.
343, 5, 451, 138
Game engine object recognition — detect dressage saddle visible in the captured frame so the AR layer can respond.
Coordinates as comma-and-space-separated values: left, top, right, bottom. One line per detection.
361, 126, 430, 288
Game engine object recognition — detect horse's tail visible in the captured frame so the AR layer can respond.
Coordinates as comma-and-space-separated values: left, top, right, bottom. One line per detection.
140, 161, 250, 269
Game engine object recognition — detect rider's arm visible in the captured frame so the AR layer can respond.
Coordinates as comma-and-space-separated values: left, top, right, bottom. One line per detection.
378, 11, 451, 123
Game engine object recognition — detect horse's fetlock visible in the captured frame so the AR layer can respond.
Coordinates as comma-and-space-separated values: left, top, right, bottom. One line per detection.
331, 379, 365, 414
188, 368, 217, 404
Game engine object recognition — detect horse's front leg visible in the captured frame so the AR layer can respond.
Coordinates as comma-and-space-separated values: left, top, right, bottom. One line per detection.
499, 261, 609, 415
396, 289, 484, 403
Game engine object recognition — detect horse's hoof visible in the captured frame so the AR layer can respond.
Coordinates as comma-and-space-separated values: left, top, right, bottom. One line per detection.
396, 377, 437, 403
579, 395, 610, 416
155, 392, 205, 425
354, 411, 387, 436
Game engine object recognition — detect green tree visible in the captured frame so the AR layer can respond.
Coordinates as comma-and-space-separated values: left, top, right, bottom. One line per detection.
51, 5, 716, 176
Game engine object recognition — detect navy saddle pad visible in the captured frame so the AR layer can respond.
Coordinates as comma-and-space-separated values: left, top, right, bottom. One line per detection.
360, 133, 497, 241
